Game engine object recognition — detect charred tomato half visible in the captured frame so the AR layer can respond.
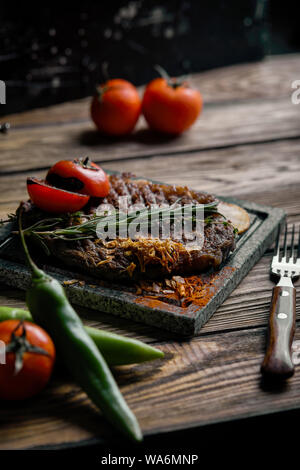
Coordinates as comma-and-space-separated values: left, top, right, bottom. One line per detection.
46, 157, 110, 198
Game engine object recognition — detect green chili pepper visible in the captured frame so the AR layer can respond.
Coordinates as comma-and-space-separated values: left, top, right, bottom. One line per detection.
18, 212, 142, 442
84, 326, 163, 365
0, 306, 32, 322
0, 306, 163, 366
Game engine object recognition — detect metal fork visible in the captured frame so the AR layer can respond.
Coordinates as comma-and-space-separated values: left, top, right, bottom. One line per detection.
261, 223, 300, 379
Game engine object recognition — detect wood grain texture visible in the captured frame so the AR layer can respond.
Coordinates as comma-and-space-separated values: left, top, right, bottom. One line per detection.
1, 139, 300, 219
1, 97, 299, 174
1, 325, 300, 450
1, 55, 300, 449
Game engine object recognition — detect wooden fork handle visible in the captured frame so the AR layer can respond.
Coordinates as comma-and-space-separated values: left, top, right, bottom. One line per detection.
261, 285, 296, 379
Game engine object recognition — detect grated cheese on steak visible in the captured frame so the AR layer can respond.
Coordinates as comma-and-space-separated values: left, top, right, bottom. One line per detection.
20, 173, 236, 281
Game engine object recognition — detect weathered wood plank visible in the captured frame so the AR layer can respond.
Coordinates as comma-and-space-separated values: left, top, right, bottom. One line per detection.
1, 139, 300, 220
104, 138, 300, 200
1, 55, 299, 129
190, 54, 300, 103
1, 138, 299, 338
0, 96, 299, 174
0, 56, 300, 449
1, 254, 299, 341
1, 324, 300, 450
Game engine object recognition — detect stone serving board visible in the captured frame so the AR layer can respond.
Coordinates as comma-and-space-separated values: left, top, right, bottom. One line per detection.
0, 196, 285, 336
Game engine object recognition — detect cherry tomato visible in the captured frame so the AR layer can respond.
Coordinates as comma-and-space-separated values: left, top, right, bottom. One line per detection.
46, 157, 110, 198
27, 177, 90, 214
142, 77, 203, 134
91, 79, 141, 136
0, 320, 56, 400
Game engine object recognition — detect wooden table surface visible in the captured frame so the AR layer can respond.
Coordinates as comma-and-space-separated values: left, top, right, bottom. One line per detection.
1, 54, 300, 450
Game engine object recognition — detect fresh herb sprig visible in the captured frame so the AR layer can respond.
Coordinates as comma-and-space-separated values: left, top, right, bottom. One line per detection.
18, 201, 222, 241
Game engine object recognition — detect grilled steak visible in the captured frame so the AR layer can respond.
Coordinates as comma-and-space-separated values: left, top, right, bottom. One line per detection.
20, 173, 236, 281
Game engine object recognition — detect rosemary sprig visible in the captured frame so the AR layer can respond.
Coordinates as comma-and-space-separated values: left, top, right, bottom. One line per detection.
20, 201, 221, 242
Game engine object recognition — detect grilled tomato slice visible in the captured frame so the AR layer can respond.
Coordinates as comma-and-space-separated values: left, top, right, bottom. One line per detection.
27, 177, 90, 213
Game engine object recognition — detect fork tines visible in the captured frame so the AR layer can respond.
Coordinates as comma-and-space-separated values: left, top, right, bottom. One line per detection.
273, 223, 300, 275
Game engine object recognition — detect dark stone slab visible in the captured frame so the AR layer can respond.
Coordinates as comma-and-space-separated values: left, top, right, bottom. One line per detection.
0, 196, 285, 336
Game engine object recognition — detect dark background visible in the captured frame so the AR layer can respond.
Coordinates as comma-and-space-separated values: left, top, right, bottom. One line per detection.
0, 0, 299, 115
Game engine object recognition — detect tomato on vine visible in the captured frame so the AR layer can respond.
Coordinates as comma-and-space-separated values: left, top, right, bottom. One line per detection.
0, 320, 56, 400
46, 157, 110, 198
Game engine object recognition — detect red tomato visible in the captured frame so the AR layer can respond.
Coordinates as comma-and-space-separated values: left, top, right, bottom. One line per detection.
46, 157, 110, 198
27, 177, 90, 214
91, 79, 141, 136
142, 77, 203, 134
0, 320, 56, 400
